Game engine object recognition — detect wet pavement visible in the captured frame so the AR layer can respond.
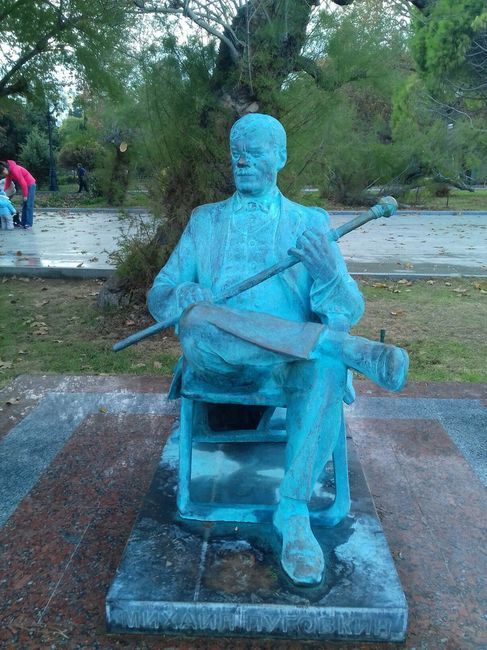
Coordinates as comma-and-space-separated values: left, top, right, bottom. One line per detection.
0, 208, 148, 278
0, 376, 485, 648
0, 208, 485, 278
336, 210, 487, 277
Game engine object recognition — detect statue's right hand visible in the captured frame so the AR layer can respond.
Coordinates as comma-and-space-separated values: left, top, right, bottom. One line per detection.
177, 283, 213, 311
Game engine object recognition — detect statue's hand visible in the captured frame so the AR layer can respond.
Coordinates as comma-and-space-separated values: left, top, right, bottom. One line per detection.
288, 228, 337, 282
177, 283, 213, 312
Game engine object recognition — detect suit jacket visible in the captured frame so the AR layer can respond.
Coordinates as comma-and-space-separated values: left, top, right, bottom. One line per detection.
148, 191, 364, 327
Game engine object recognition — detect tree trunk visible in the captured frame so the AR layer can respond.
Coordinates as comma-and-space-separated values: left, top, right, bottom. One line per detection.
154, 1, 320, 262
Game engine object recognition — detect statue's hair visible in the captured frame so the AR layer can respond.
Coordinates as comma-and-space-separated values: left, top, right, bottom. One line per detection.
230, 113, 286, 149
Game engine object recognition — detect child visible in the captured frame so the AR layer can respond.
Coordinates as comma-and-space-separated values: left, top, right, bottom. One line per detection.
0, 160, 36, 229
0, 188, 16, 230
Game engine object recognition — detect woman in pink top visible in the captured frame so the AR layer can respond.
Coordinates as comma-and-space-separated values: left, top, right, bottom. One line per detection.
0, 160, 36, 229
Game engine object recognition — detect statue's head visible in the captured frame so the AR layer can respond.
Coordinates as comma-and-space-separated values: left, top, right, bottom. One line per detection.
230, 113, 287, 197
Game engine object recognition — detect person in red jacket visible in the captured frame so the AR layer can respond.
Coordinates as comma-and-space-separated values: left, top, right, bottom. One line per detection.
0, 160, 36, 229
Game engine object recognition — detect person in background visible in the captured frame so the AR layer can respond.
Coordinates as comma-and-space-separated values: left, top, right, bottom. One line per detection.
77, 163, 88, 193
0, 178, 21, 226
0, 160, 36, 229
0, 188, 16, 230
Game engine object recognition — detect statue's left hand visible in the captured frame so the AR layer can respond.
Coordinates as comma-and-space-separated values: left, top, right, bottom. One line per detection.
288, 229, 337, 282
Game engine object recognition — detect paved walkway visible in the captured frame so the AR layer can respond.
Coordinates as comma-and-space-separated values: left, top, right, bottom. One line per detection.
0, 375, 485, 648
0, 208, 148, 278
0, 208, 485, 278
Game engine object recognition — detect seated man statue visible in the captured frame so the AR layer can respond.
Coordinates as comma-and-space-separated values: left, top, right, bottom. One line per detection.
147, 113, 408, 587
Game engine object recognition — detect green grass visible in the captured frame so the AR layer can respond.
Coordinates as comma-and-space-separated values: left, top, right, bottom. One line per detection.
0, 278, 485, 388
296, 188, 487, 212
31, 185, 487, 213
0, 279, 178, 388
399, 188, 487, 211
353, 278, 487, 382
32, 184, 151, 210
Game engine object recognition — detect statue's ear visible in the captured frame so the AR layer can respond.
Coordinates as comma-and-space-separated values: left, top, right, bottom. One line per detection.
277, 146, 287, 171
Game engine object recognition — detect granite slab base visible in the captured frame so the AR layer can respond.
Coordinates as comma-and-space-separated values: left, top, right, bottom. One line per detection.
106, 426, 408, 642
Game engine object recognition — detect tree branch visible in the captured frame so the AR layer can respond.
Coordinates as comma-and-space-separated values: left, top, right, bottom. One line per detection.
0, 17, 78, 96
133, 0, 241, 63
295, 55, 367, 92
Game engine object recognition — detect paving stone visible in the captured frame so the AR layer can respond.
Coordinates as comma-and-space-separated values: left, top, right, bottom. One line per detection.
0, 375, 485, 648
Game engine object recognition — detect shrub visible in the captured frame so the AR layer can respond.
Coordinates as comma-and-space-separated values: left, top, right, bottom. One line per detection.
110, 214, 166, 297
19, 126, 50, 185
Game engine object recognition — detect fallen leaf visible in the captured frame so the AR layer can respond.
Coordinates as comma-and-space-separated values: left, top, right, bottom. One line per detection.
125, 320, 135, 326
426, 280, 436, 285
153, 361, 162, 369
99, 407, 108, 414
76, 263, 84, 268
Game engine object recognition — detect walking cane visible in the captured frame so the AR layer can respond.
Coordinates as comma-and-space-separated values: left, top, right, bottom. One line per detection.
113, 196, 398, 352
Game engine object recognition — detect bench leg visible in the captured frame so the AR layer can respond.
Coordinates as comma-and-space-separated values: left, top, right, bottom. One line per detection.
317, 409, 351, 526
177, 398, 194, 516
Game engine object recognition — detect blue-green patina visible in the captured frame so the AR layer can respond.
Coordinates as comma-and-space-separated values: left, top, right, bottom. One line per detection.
147, 114, 408, 587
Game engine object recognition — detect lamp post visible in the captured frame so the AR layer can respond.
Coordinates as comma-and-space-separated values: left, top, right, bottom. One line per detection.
46, 105, 58, 192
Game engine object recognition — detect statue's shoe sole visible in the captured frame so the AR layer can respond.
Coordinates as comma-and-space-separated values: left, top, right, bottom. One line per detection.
380, 346, 409, 392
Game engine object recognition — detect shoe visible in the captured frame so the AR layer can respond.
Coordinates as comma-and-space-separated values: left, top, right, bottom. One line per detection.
273, 500, 325, 586
343, 336, 409, 392
23, 225, 31, 230
14, 223, 22, 228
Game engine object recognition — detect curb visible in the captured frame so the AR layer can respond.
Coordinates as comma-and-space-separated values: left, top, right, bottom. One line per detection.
33, 207, 150, 214
350, 271, 487, 279
0, 266, 115, 280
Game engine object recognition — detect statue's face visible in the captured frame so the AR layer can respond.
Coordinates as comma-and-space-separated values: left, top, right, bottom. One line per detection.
230, 127, 286, 197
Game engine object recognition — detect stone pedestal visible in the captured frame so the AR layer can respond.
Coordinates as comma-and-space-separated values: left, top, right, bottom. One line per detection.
106, 428, 407, 642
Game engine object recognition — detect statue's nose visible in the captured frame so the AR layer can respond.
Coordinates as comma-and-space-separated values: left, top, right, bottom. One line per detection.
237, 155, 248, 167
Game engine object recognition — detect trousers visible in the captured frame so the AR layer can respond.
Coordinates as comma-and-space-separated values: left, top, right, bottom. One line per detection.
179, 302, 347, 502
21, 184, 36, 227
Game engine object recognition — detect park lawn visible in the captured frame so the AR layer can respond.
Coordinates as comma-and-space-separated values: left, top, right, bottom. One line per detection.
0, 277, 485, 389
298, 188, 487, 212
0, 278, 180, 389
353, 277, 487, 382
32, 185, 150, 210
399, 188, 487, 211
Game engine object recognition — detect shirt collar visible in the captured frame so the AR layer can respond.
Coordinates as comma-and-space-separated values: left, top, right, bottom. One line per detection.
233, 187, 281, 214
